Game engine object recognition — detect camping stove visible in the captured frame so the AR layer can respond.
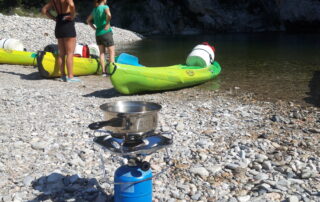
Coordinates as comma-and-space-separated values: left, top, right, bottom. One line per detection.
89, 101, 172, 202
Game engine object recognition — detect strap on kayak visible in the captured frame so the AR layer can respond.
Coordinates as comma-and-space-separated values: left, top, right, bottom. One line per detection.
105, 62, 117, 76
32, 52, 38, 68
1, 39, 9, 49
95, 58, 101, 74
36, 51, 50, 78
193, 48, 214, 64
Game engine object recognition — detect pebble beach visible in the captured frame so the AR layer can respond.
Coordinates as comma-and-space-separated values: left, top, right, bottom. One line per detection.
0, 13, 143, 52
0, 14, 320, 202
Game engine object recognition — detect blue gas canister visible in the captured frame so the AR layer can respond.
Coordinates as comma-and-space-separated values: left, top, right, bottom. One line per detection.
114, 165, 152, 202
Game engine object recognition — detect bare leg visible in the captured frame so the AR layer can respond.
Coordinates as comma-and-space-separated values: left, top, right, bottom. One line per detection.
105, 45, 115, 74
57, 38, 66, 76
63, 37, 76, 78
98, 45, 106, 73
107, 45, 115, 63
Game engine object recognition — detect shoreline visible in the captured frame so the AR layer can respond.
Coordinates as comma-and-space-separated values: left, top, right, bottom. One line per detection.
0, 64, 319, 201
0, 13, 143, 53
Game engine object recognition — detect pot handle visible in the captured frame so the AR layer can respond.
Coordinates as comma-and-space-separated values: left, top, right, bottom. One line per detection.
88, 118, 123, 130
88, 121, 110, 130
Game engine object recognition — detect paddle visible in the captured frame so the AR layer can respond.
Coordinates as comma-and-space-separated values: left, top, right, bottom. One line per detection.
116, 53, 144, 67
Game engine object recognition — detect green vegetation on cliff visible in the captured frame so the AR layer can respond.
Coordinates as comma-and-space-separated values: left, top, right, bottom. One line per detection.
0, 0, 92, 18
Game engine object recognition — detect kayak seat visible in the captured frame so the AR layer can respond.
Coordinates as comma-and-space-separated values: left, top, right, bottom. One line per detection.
116, 53, 144, 67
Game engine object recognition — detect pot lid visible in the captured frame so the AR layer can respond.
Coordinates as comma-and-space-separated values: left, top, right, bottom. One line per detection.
100, 101, 162, 115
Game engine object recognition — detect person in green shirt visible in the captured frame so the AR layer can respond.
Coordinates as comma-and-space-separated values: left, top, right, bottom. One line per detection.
86, 0, 115, 76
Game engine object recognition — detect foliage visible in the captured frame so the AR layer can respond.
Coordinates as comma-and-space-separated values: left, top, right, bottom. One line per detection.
0, 0, 93, 17
0, 0, 47, 9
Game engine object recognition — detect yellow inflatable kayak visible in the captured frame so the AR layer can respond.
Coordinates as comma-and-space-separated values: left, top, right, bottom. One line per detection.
36, 51, 101, 78
0, 48, 38, 66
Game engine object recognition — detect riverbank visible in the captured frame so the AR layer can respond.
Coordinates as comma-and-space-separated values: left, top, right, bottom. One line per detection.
0, 13, 143, 52
1, 13, 320, 202
0, 63, 319, 201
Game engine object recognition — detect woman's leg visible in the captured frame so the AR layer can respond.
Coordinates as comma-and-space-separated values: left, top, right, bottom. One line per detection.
98, 45, 106, 73
107, 45, 115, 63
57, 38, 66, 76
106, 45, 115, 73
63, 37, 76, 78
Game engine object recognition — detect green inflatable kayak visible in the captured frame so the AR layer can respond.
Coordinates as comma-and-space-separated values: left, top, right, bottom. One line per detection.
109, 53, 221, 94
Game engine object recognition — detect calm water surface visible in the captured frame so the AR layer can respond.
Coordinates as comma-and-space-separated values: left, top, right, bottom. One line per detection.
118, 33, 320, 107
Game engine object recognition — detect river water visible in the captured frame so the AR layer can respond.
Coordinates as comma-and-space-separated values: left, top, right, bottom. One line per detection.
118, 33, 320, 107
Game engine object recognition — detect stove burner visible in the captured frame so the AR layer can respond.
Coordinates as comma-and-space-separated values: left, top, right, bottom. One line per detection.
93, 134, 172, 156
122, 139, 145, 148
111, 130, 156, 143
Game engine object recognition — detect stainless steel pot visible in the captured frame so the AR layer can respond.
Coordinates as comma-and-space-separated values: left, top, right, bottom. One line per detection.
89, 101, 162, 140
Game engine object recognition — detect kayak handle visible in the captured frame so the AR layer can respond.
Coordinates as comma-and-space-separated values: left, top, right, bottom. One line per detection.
106, 63, 117, 76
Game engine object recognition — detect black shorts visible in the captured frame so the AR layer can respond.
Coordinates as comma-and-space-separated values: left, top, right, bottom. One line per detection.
96, 32, 114, 47
55, 14, 76, 39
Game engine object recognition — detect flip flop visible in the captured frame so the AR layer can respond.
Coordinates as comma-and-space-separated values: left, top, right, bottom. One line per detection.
66, 77, 81, 82
56, 75, 67, 82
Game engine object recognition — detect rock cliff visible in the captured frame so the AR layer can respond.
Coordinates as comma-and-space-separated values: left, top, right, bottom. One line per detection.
109, 0, 320, 34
